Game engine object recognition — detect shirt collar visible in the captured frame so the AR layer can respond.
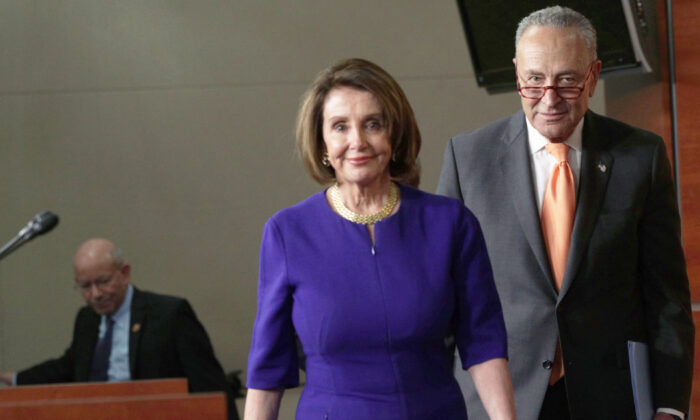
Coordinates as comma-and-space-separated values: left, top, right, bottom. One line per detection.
109, 284, 134, 322
526, 117, 583, 155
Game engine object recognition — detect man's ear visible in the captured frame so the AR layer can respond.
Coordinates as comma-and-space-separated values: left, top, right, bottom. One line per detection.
120, 264, 131, 279
587, 59, 603, 97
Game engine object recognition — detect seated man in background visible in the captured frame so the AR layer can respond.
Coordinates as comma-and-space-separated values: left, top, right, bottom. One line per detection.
0, 238, 238, 420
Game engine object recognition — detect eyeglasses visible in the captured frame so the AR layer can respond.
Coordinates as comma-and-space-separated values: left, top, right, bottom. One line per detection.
75, 270, 119, 293
516, 62, 594, 100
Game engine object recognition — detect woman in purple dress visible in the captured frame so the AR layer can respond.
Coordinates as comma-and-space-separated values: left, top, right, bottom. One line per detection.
244, 58, 515, 420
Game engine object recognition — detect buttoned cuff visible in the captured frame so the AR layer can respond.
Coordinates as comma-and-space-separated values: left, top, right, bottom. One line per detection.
657, 407, 684, 420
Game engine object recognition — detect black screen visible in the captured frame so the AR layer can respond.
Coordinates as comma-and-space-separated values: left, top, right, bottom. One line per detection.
457, 0, 639, 93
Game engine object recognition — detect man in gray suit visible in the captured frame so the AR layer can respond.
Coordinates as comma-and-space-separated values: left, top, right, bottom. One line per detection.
437, 6, 693, 420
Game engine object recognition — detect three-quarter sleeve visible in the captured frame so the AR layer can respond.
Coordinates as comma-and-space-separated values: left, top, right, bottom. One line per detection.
246, 218, 299, 389
453, 209, 508, 370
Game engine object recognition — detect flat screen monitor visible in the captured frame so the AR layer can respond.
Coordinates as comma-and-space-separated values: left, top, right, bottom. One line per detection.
456, 0, 653, 93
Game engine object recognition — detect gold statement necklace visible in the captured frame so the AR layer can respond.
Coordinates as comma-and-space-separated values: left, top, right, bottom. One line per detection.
329, 182, 399, 225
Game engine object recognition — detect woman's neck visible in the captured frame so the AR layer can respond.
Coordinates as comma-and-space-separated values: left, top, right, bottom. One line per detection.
335, 177, 393, 215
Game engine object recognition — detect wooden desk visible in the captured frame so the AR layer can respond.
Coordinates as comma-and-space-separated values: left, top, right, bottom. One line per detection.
0, 378, 188, 402
0, 391, 226, 420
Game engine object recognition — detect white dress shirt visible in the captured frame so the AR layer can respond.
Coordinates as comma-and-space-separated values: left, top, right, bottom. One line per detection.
526, 117, 582, 214
99, 284, 133, 382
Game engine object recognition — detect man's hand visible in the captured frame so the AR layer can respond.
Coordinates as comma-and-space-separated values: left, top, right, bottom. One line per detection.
0, 371, 15, 386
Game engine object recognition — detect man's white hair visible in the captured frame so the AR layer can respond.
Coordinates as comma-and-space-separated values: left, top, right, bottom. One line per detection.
515, 6, 597, 59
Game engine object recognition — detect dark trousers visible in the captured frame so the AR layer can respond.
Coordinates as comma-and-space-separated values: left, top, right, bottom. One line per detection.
539, 378, 571, 420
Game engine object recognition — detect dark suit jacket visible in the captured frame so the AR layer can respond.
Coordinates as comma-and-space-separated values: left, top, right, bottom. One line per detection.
16, 287, 238, 420
437, 110, 694, 420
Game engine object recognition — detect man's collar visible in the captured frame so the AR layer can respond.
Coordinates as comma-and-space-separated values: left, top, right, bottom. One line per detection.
526, 117, 584, 155
109, 284, 134, 321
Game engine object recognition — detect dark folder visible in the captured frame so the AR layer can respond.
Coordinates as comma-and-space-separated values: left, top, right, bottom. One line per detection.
628, 340, 654, 420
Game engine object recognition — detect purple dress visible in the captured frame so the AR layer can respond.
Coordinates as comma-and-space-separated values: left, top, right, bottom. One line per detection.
247, 185, 507, 419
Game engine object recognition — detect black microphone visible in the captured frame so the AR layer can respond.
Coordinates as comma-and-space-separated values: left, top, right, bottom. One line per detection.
0, 211, 60, 262
18, 211, 60, 241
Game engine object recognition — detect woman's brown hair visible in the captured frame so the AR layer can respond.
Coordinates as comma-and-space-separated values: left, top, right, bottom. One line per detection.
296, 58, 421, 187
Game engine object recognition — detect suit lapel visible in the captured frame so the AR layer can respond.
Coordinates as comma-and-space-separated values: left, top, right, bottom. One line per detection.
558, 112, 613, 301
75, 309, 101, 381
498, 113, 555, 292
129, 288, 147, 377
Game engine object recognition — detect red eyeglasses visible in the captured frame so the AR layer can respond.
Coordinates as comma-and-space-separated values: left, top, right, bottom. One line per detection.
516, 62, 595, 100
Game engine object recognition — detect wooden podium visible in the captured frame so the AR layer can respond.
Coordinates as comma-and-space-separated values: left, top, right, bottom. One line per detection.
0, 378, 188, 402
0, 379, 227, 419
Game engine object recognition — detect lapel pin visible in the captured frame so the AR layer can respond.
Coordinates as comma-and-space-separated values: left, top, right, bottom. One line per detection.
598, 163, 607, 173
132, 323, 141, 333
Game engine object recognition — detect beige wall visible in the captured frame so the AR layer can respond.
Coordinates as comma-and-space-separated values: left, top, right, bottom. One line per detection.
0, 1, 606, 380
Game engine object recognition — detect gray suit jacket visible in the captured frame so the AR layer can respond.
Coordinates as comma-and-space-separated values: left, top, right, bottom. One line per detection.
437, 110, 693, 420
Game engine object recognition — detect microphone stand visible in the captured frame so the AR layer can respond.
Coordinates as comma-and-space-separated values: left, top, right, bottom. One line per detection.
0, 228, 35, 262
0, 212, 59, 262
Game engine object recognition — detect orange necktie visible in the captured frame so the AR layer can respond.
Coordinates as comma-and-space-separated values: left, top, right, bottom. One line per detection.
540, 143, 575, 384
